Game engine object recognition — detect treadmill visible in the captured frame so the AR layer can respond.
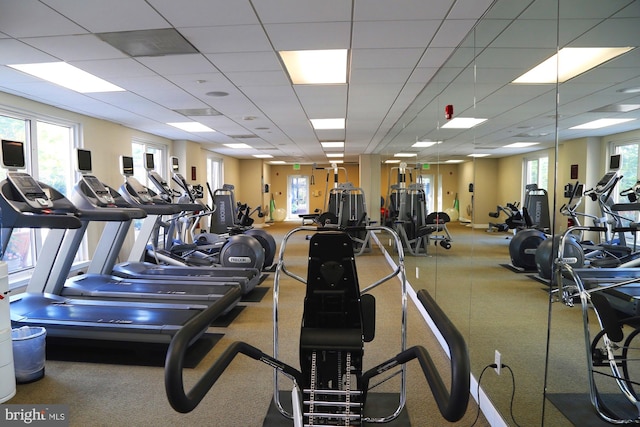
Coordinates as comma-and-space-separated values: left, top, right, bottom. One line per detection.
112, 153, 262, 294
2, 140, 238, 343
48, 149, 242, 308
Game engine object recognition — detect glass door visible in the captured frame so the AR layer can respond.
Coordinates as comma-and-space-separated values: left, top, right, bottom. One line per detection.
287, 175, 309, 219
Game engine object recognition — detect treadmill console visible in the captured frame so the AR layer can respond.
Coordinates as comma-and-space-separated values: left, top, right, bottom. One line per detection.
6, 171, 54, 209
148, 170, 173, 197
126, 176, 154, 203
81, 174, 115, 206
595, 171, 618, 193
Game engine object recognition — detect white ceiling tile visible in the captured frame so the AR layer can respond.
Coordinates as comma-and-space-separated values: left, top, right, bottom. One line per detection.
147, 0, 259, 27
136, 54, 217, 75
0, 39, 58, 65
69, 58, 157, 79
352, 21, 440, 49
265, 22, 352, 51
354, 0, 453, 21
350, 68, 414, 84
430, 20, 478, 48
351, 48, 424, 69
20, 35, 127, 61
41, 0, 169, 32
180, 25, 272, 54
205, 52, 283, 72
252, 0, 352, 23
225, 71, 290, 87
0, 0, 87, 38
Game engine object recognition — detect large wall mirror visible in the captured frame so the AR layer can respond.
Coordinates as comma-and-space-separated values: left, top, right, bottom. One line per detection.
377, 0, 639, 425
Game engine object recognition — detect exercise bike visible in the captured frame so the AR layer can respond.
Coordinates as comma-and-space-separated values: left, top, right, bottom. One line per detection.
165, 225, 470, 425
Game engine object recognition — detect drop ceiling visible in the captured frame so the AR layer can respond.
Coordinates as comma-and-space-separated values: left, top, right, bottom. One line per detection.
0, 0, 638, 165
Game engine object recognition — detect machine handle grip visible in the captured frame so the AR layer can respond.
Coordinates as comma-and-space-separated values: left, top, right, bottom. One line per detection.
362, 289, 470, 422
165, 289, 302, 413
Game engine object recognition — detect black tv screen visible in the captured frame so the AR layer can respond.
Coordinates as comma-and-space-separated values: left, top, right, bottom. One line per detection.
144, 153, 154, 170
77, 149, 92, 172
1, 139, 25, 169
121, 156, 134, 176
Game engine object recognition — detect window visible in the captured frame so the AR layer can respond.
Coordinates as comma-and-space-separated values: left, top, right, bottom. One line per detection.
0, 112, 79, 278
524, 155, 549, 192
612, 141, 640, 226
132, 139, 166, 187
612, 142, 639, 201
206, 156, 223, 207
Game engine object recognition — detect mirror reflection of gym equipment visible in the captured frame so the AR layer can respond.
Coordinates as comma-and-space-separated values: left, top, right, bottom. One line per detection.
384, 163, 452, 256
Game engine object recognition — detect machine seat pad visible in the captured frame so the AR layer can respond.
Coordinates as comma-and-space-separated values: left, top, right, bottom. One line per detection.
300, 328, 364, 351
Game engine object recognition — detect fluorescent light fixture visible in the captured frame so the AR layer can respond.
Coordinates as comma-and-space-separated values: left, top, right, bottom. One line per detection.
385, 159, 401, 164
321, 141, 344, 148
394, 152, 418, 157
253, 154, 273, 158
442, 118, 487, 129
329, 160, 344, 164
570, 118, 635, 129
468, 153, 490, 158
326, 153, 343, 158
8, 62, 125, 93
412, 141, 442, 148
279, 49, 348, 84
224, 143, 252, 149
311, 118, 345, 130
513, 47, 634, 84
445, 159, 464, 163
503, 142, 540, 148
270, 160, 286, 164
168, 122, 216, 132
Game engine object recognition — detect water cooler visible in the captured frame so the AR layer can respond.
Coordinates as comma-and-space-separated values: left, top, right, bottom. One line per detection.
0, 261, 16, 403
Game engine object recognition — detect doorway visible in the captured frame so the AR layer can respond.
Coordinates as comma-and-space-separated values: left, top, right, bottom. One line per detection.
287, 175, 309, 219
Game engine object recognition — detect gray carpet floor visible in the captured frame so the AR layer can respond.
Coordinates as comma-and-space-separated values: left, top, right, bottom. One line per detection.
6, 221, 490, 426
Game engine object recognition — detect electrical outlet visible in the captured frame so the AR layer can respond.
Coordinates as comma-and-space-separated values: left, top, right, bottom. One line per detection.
494, 350, 501, 375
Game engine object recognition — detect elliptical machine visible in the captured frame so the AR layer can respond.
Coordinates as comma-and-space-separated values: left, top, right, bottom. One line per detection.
204, 181, 276, 270
507, 184, 551, 271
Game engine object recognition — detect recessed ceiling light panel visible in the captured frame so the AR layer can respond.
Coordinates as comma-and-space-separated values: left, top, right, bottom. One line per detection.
8, 62, 124, 93
280, 49, 348, 84
570, 118, 635, 129
167, 122, 215, 132
442, 118, 487, 129
311, 119, 345, 130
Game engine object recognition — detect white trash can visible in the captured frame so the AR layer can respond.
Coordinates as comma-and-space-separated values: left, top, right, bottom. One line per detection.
12, 326, 46, 384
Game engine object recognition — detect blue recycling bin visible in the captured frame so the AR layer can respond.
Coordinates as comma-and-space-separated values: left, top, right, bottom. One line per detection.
12, 326, 46, 383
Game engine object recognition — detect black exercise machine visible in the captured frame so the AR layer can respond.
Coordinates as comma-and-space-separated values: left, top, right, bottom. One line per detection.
165, 226, 470, 425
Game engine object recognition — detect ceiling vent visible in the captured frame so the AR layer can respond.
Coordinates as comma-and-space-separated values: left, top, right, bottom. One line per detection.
97, 28, 198, 57
173, 108, 221, 116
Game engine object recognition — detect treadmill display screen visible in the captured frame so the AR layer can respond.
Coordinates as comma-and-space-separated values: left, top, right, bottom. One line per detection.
121, 156, 134, 176
77, 149, 92, 172
1, 139, 26, 169
145, 153, 154, 170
